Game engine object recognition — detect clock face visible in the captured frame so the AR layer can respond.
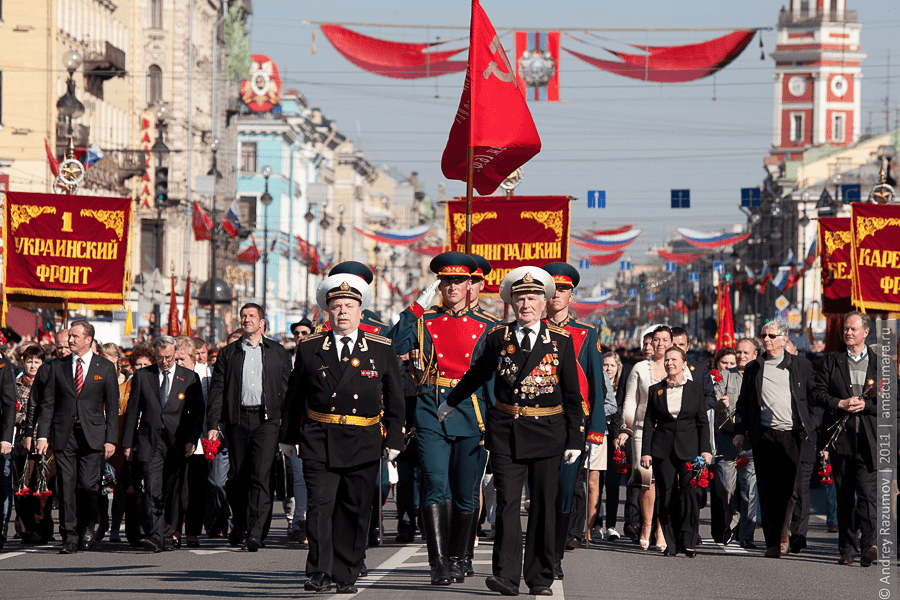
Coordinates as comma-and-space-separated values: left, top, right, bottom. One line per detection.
831, 75, 848, 98
788, 76, 807, 97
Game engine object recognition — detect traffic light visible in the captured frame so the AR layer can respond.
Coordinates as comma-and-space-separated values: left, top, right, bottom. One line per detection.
155, 167, 169, 206
41, 308, 56, 333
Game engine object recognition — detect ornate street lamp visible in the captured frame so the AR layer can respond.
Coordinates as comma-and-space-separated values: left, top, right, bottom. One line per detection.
260, 166, 273, 310
55, 49, 86, 194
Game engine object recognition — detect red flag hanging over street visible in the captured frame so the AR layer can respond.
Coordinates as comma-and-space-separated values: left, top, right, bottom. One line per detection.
715, 282, 735, 352
192, 201, 213, 241
182, 276, 192, 337
167, 275, 180, 336
237, 235, 261, 264
441, 0, 541, 195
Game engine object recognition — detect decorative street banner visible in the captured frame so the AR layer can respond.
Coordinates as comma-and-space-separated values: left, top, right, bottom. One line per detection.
850, 203, 900, 312
446, 195, 570, 294
818, 217, 853, 315
4, 191, 132, 310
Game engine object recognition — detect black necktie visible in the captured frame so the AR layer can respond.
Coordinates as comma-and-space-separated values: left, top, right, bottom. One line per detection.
340, 336, 352, 362
521, 328, 532, 352
160, 370, 170, 408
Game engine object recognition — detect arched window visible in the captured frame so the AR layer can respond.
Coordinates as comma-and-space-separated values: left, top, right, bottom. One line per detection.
149, 0, 163, 29
147, 65, 162, 105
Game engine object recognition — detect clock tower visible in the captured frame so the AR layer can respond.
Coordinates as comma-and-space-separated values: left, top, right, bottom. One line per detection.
769, 0, 865, 165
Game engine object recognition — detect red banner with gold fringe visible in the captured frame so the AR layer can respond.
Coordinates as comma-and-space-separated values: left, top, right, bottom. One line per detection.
445, 195, 570, 293
818, 217, 853, 316
850, 204, 900, 313
4, 191, 132, 310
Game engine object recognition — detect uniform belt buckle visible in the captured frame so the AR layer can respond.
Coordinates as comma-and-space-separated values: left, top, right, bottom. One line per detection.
338, 415, 348, 425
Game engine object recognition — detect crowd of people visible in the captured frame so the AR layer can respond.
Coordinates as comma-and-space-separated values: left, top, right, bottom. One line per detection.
0, 254, 888, 596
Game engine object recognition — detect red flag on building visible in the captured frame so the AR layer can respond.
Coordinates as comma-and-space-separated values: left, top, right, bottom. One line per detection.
192, 202, 213, 241
237, 235, 261, 264
182, 276, 192, 337
716, 282, 735, 351
44, 139, 60, 177
440, 0, 541, 195
167, 275, 180, 336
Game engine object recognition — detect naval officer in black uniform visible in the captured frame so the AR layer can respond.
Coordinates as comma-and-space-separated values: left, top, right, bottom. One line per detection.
441, 266, 584, 597
281, 272, 405, 595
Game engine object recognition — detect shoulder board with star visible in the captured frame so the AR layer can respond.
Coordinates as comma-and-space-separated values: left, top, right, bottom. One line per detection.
488, 323, 509, 335
572, 318, 593, 329
473, 307, 500, 323
364, 332, 392, 345
302, 332, 326, 344
546, 323, 571, 337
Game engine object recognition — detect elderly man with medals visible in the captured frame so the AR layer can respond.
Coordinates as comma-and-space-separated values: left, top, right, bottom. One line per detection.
389, 252, 495, 586
541, 262, 614, 579
440, 266, 584, 597
280, 272, 405, 594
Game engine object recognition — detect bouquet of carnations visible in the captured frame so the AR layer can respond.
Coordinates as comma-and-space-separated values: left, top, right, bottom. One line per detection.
31, 455, 53, 499
612, 448, 629, 474
817, 453, 833, 486
825, 378, 877, 451
735, 451, 751, 470
687, 456, 714, 488
201, 434, 222, 461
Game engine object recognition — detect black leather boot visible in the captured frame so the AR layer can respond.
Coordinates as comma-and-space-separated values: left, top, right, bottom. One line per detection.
464, 509, 479, 577
553, 512, 572, 580
423, 504, 452, 585
448, 510, 476, 583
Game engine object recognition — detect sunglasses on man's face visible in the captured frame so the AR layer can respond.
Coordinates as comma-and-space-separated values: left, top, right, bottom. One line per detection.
760, 333, 780, 339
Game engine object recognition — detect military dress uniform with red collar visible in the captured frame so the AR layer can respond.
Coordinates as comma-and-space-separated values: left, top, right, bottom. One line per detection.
542, 262, 612, 578
389, 252, 494, 586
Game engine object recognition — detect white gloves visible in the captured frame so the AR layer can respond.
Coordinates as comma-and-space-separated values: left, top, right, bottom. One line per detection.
564, 449, 582, 465
416, 280, 441, 309
437, 401, 455, 422
278, 443, 298, 457
385, 448, 401, 462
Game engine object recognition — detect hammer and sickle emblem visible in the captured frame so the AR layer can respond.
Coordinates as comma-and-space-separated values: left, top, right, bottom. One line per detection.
482, 36, 515, 83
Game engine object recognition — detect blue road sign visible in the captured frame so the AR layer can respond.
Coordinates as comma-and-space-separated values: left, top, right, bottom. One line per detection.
688, 272, 700, 282
713, 261, 724, 275
671, 189, 690, 208
841, 184, 861, 202
628, 289, 637, 298
646, 293, 655, 301
620, 260, 631, 271
587, 190, 606, 208
741, 187, 761, 207
665, 261, 677, 272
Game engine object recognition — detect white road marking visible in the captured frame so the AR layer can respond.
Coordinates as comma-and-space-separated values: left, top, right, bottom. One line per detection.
188, 549, 235, 555
717, 542, 748, 554
0, 552, 26, 561
551, 578, 565, 599
353, 545, 422, 592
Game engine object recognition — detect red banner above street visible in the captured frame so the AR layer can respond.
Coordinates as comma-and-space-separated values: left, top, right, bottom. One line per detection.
818, 217, 852, 316
850, 204, 900, 313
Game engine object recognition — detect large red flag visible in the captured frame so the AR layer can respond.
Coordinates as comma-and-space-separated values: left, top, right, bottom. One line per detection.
716, 282, 735, 351
192, 201, 213, 241
182, 276, 192, 337
237, 235, 261, 264
441, 0, 541, 195
167, 275, 180, 336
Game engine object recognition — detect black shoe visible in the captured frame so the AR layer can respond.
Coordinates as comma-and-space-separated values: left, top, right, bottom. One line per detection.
486, 576, 520, 596
358, 563, 368, 578
59, 541, 78, 554
861, 546, 878, 568
395, 530, 414, 544
684, 549, 697, 558
228, 529, 244, 547
448, 558, 465, 583
529, 586, 553, 596
186, 536, 200, 548
838, 554, 855, 566
367, 527, 381, 548
162, 539, 176, 552
724, 528, 739, 545
788, 535, 806, 554
739, 540, 757, 550
552, 559, 563, 580
464, 557, 474, 577
335, 582, 358, 594
304, 573, 333, 592
143, 539, 163, 553
242, 536, 261, 552
623, 523, 640, 543
80, 531, 95, 551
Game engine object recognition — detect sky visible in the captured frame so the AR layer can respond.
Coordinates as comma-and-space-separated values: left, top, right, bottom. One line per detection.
247, 1, 900, 290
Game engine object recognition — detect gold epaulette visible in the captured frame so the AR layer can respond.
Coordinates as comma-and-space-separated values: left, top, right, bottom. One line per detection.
488, 323, 508, 334
303, 332, 326, 343
365, 332, 392, 345
546, 323, 571, 337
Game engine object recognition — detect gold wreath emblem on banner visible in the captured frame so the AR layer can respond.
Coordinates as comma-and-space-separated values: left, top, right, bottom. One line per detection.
453, 211, 498, 240
10, 205, 57, 234
80, 209, 127, 240
855, 217, 900, 245
520, 210, 564, 241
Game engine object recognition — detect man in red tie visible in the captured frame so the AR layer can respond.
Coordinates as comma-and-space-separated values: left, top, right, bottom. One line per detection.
35, 320, 119, 554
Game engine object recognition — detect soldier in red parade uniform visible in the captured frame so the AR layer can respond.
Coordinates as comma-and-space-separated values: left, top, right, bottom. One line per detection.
541, 262, 614, 579
389, 252, 495, 586
442, 266, 584, 597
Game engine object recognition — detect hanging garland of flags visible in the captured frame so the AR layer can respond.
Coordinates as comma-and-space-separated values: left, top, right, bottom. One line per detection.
657, 249, 703, 264
571, 228, 641, 251
354, 224, 431, 246
677, 227, 751, 249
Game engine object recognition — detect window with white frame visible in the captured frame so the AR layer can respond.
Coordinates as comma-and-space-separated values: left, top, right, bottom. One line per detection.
833, 113, 845, 142
790, 113, 804, 142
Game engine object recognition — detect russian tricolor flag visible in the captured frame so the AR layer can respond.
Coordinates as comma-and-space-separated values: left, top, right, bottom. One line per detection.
224, 200, 242, 238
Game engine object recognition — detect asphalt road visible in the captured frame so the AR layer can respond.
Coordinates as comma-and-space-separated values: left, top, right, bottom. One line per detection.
0, 488, 890, 600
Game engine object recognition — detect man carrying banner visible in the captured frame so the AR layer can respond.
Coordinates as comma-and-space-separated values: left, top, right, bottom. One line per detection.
441, 266, 583, 597
390, 252, 494, 586
541, 262, 613, 578
281, 272, 405, 594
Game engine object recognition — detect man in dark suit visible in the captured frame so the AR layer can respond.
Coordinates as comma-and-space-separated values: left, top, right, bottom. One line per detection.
206, 303, 291, 551
732, 320, 816, 559
813, 311, 884, 567
281, 272, 405, 594
0, 350, 16, 551
121, 336, 203, 552
35, 320, 118, 554
442, 266, 583, 597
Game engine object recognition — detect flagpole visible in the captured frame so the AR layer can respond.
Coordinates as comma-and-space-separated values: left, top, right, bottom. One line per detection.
465, 146, 474, 254
464, 0, 476, 257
